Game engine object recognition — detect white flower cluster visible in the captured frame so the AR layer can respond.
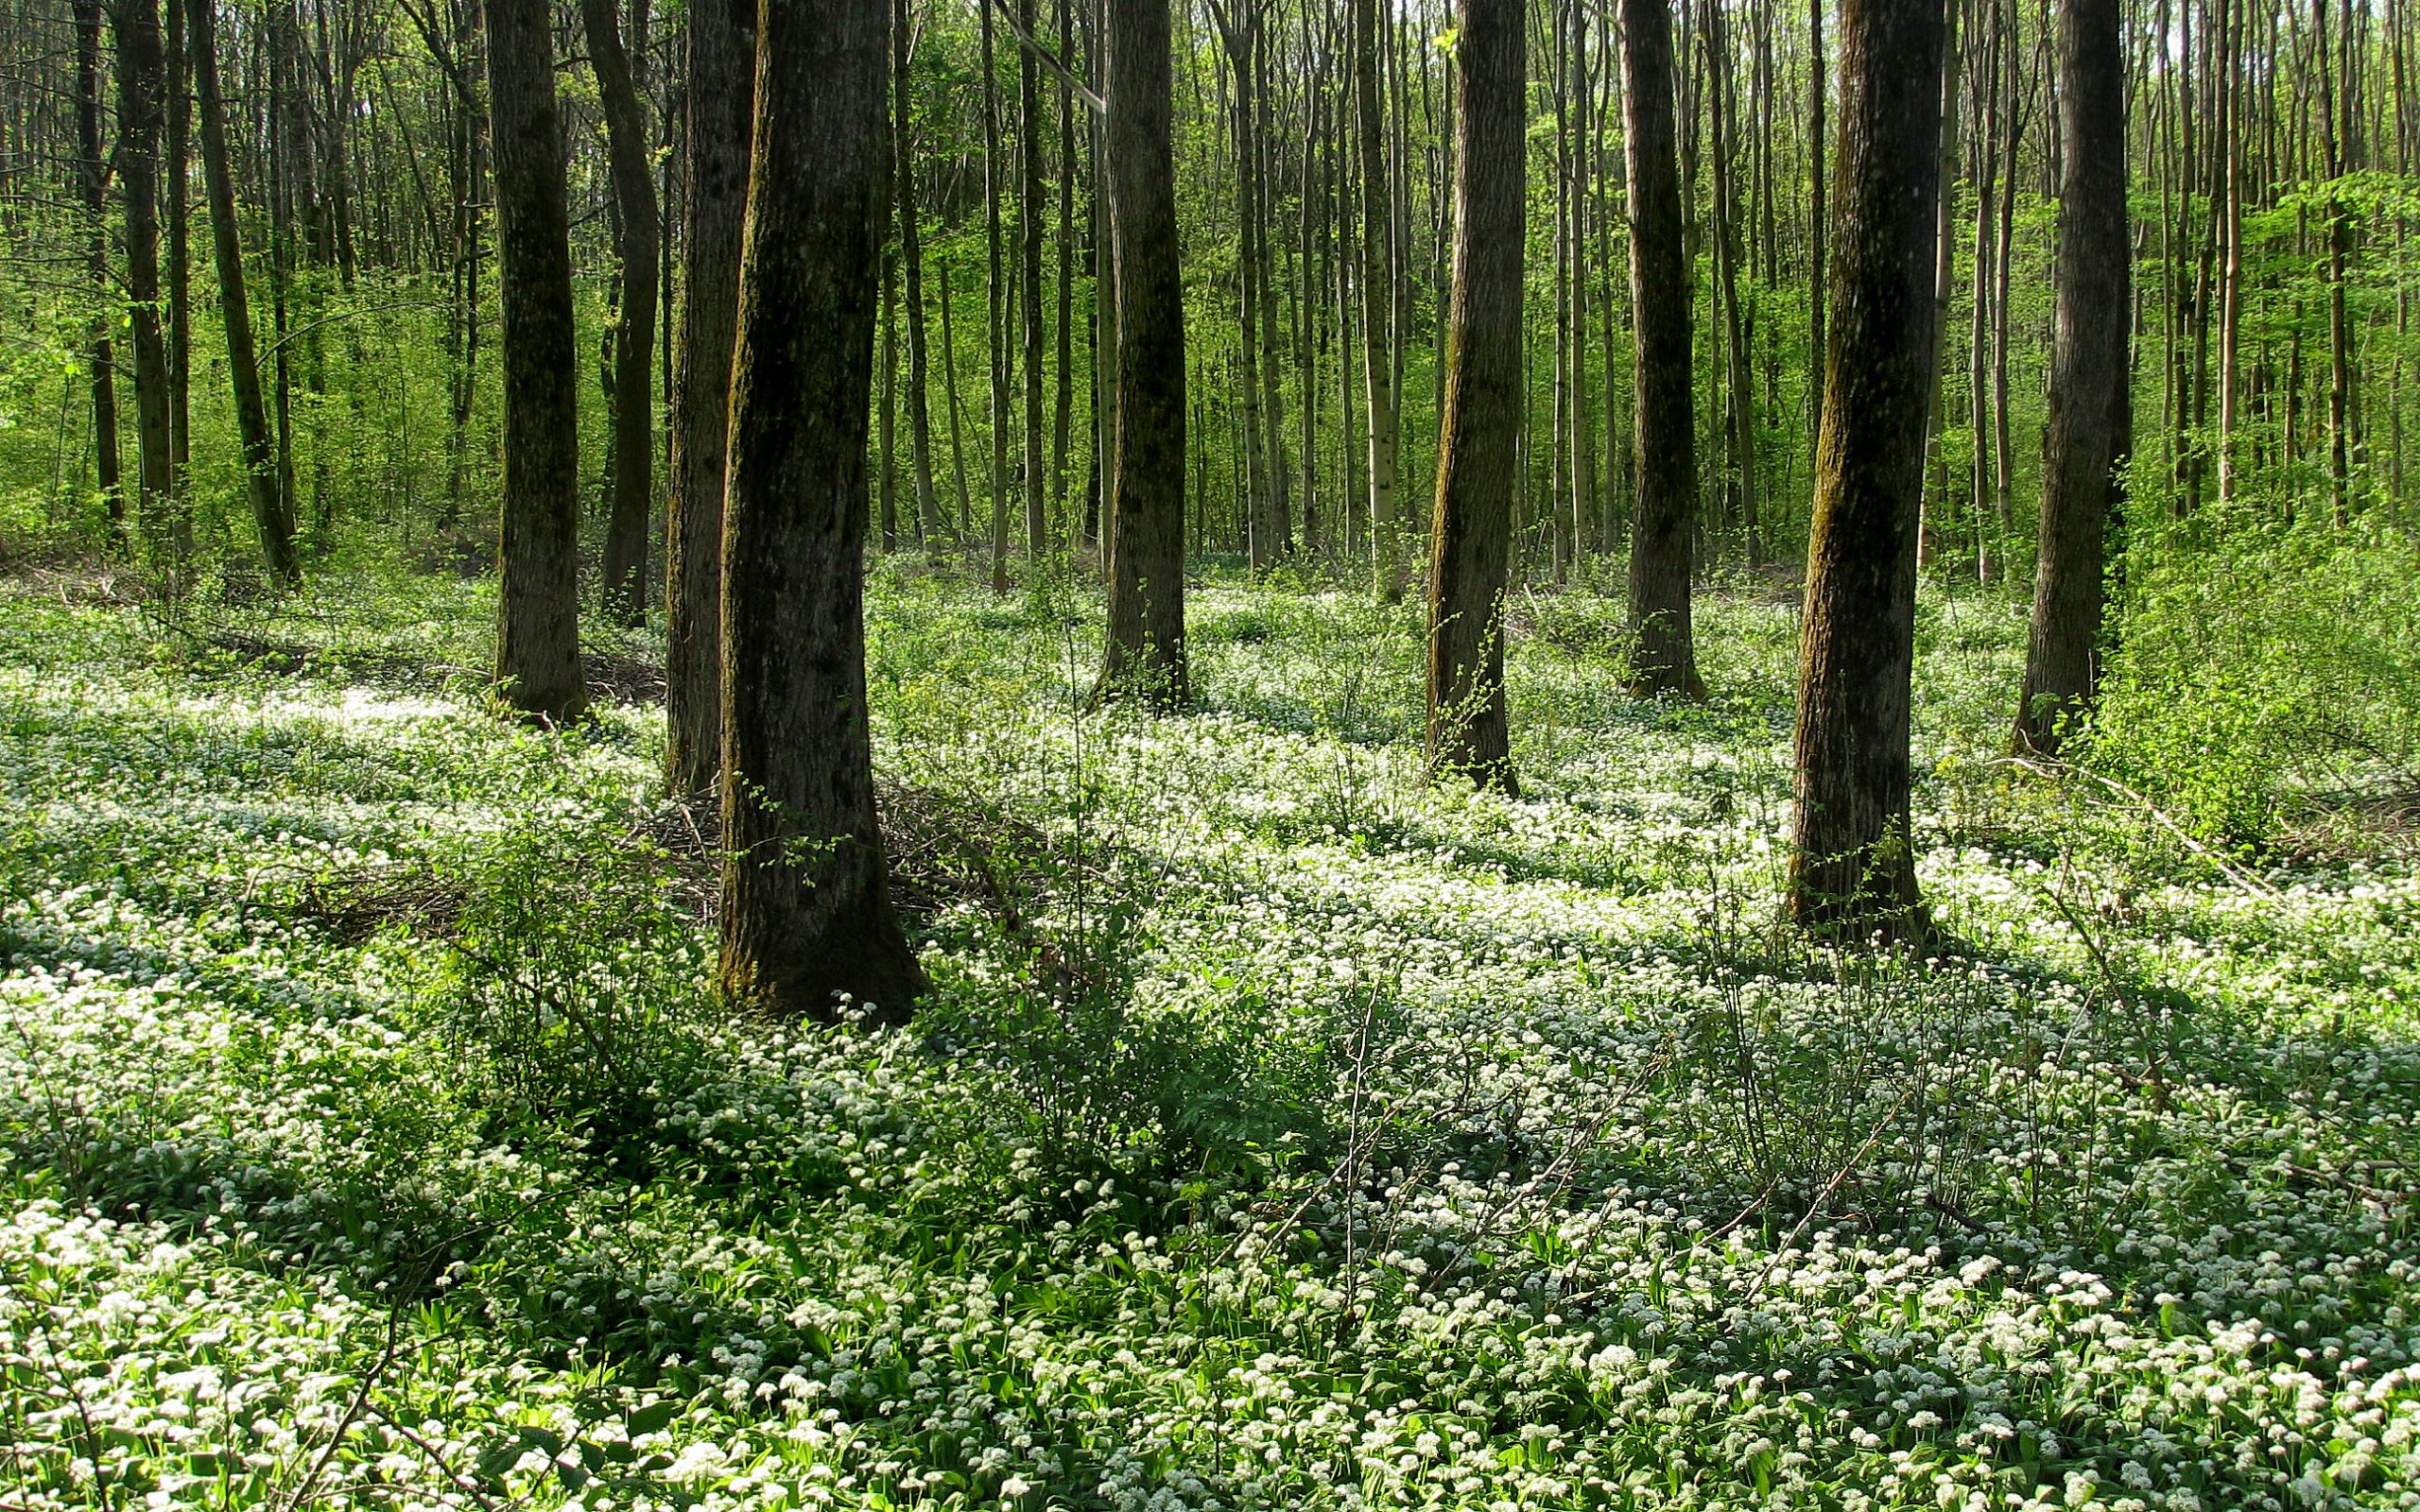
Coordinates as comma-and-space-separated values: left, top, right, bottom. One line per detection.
0, 570, 2411, 1510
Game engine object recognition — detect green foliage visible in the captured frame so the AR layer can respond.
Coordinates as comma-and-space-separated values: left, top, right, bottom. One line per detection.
2089, 511, 2420, 847
2, 564, 2418, 1512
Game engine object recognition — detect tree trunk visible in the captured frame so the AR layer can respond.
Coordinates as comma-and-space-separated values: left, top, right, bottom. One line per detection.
191, 0, 300, 586
1786, 0, 1945, 941
665, 0, 752, 793
165, 0, 192, 546
1351, 0, 1403, 598
1095, 0, 1188, 706
718, 0, 925, 1022
584, 0, 661, 624
1620, 0, 1704, 697
895, 0, 939, 543
982, 0, 1012, 591
73, 0, 124, 548
112, 0, 175, 563
1020, 0, 1047, 560
484, 0, 586, 719
2015, 0, 2130, 755
1426, 0, 1521, 795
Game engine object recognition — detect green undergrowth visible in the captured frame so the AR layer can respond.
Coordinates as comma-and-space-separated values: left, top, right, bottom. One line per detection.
1, 556, 2415, 1512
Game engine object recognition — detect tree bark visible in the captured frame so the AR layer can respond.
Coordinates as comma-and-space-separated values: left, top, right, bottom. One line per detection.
191, 0, 300, 586
73, 0, 124, 549
982, 0, 1011, 591
1020, 0, 1047, 560
484, 0, 586, 719
1426, 0, 1522, 795
112, 0, 175, 562
1786, 0, 1945, 941
1350, 0, 1403, 598
1620, 0, 1704, 697
584, 0, 661, 624
1095, 0, 1188, 706
165, 0, 192, 540
665, 0, 752, 793
894, 0, 939, 543
718, 0, 925, 1022
2015, 0, 2130, 755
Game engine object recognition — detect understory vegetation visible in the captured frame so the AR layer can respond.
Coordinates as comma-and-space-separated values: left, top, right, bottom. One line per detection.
2, 547, 2415, 1512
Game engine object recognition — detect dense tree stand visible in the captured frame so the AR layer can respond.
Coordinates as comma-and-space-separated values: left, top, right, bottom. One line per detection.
1424, 0, 1521, 796
484, 0, 585, 721
2014, 0, 2129, 758
1787, 0, 1946, 943
1094, 0, 1189, 710
717, 0, 925, 1023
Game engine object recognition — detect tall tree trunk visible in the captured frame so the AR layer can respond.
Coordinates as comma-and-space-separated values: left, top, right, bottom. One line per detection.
1807, 0, 1827, 439
942, 259, 976, 537
1786, 0, 1945, 941
1620, 0, 1704, 697
895, 0, 939, 543
1051, 0, 1077, 542
1426, 0, 1521, 794
1351, 0, 1403, 598
2015, 0, 2130, 754
982, 0, 1011, 591
1020, 0, 1047, 560
164, 0, 193, 560
584, 0, 661, 624
112, 0, 175, 562
73, 0, 124, 548
665, 0, 752, 793
1253, 9, 1292, 558
1095, 0, 1189, 705
484, 0, 585, 718
191, 0, 300, 585
718, 0, 925, 1022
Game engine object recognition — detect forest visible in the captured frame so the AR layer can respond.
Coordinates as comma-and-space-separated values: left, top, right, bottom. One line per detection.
1, 0, 2418, 1501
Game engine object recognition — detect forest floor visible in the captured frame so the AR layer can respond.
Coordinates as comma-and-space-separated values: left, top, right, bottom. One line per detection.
1, 558, 2416, 1512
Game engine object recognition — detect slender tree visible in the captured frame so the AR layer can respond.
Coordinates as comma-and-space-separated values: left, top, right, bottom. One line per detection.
895, 0, 940, 543
1096, 0, 1189, 705
1620, 0, 1704, 696
112, 0, 174, 561
583, 0, 661, 623
73, 0, 123, 547
484, 0, 586, 719
2015, 0, 2130, 755
718, 0, 925, 1020
665, 0, 753, 794
1787, 0, 1947, 940
191, 0, 300, 585
1351, 0, 1404, 598
1426, 0, 1523, 794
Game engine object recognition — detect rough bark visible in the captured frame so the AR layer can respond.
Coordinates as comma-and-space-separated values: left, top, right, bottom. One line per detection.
583, 0, 661, 624
73, 0, 124, 548
1095, 0, 1188, 707
1350, 0, 1403, 599
484, 0, 586, 719
191, 0, 300, 586
718, 0, 925, 1022
1620, 0, 1704, 697
2015, 0, 2130, 755
1426, 0, 1522, 795
895, 0, 939, 542
665, 0, 753, 794
112, 0, 175, 561
1786, 0, 1945, 941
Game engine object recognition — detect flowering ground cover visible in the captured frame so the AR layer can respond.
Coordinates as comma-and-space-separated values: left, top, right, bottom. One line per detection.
2, 563, 2415, 1511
